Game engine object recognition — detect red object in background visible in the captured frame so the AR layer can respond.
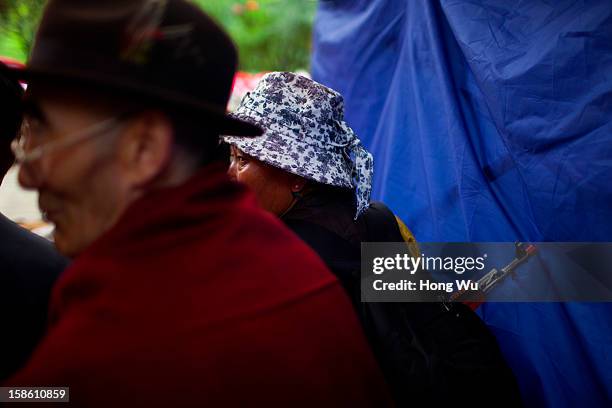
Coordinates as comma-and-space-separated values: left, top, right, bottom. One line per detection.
1, 56, 26, 89
0, 56, 24, 69
228, 71, 267, 110
233, 71, 266, 94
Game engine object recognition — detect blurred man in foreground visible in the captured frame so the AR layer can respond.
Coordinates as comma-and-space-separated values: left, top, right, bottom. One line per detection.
0, 62, 67, 381
3, 1, 391, 406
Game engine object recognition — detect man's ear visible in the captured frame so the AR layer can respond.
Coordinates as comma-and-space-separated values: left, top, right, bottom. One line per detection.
117, 110, 174, 188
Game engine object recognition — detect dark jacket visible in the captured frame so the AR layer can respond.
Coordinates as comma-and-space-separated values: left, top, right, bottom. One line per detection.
0, 214, 67, 381
283, 188, 523, 407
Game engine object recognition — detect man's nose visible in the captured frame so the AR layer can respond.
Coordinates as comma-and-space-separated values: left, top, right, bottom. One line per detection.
17, 163, 42, 190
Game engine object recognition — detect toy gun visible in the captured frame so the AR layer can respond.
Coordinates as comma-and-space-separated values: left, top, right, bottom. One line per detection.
448, 242, 538, 304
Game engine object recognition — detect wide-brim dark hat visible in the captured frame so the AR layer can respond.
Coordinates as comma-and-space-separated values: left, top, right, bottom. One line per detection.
10, 0, 261, 137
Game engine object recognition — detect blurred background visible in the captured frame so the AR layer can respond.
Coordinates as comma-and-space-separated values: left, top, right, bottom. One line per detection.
0, 0, 316, 71
0, 0, 317, 225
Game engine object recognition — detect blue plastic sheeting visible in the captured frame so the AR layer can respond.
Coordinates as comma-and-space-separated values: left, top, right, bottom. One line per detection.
312, 1, 612, 406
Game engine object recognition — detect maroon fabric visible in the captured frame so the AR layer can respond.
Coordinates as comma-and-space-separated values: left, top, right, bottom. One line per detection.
5, 163, 392, 407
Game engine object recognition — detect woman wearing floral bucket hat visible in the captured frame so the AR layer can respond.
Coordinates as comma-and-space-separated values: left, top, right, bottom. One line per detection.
223, 72, 522, 407
223, 71, 414, 229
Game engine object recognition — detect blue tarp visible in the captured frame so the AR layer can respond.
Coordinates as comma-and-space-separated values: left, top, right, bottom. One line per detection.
312, 1, 612, 406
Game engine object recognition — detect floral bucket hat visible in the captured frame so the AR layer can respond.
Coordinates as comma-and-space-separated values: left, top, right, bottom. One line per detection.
222, 72, 373, 218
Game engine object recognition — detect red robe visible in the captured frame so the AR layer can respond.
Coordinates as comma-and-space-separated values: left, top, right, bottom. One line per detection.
5, 163, 392, 407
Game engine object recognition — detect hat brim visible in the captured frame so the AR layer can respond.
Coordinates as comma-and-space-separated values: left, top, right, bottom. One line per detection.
223, 112, 354, 189
9, 65, 262, 137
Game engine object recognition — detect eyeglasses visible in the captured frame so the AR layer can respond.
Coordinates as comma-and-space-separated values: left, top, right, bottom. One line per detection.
11, 116, 124, 165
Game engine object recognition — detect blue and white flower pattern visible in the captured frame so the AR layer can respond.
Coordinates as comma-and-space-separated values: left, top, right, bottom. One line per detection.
223, 72, 373, 218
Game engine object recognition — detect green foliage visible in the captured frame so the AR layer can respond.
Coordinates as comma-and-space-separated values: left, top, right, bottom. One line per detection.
0, 0, 45, 61
195, 0, 317, 72
0, 0, 317, 71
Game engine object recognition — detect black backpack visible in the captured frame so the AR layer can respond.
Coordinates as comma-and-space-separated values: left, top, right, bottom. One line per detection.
286, 202, 523, 407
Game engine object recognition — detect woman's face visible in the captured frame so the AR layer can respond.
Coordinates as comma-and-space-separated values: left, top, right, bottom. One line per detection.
228, 145, 296, 215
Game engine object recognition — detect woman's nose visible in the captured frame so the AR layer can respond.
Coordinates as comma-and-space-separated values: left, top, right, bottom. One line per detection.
227, 159, 237, 181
